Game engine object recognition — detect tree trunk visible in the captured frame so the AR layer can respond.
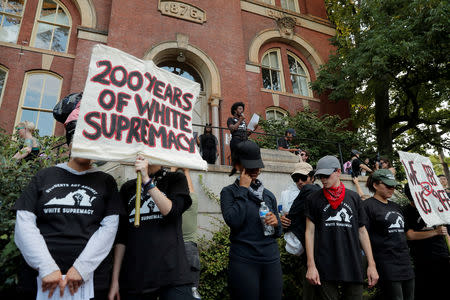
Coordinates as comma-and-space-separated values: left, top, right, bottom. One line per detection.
373, 80, 393, 157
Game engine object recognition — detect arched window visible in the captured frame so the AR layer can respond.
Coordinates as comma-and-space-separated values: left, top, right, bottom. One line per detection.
158, 61, 204, 90
281, 0, 299, 12
0, 0, 25, 43
0, 65, 8, 107
16, 72, 62, 136
288, 52, 311, 96
32, 0, 71, 52
266, 106, 288, 120
261, 49, 283, 91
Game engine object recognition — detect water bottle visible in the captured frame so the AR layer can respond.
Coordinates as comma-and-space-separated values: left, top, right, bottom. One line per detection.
260, 202, 275, 236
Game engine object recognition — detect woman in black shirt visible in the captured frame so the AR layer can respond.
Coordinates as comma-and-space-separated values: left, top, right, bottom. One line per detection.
220, 141, 282, 300
363, 169, 414, 300
227, 102, 256, 155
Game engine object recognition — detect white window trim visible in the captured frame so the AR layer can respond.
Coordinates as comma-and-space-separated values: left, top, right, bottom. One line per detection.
281, 0, 300, 13
261, 48, 285, 92
14, 71, 63, 135
30, 0, 72, 53
260, 0, 275, 5
0, 65, 8, 108
265, 106, 288, 120
0, 0, 27, 44
287, 51, 312, 97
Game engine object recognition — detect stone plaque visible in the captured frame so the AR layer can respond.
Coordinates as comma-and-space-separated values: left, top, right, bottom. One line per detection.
158, 0, 206, 24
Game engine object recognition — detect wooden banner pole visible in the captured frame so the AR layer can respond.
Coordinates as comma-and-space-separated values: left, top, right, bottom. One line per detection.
134, 171, 142, 227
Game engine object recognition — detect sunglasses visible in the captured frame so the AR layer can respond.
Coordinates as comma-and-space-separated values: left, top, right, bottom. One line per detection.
300, 153, 306, 156
315, 169, 338, 179
292, 174, 308, 182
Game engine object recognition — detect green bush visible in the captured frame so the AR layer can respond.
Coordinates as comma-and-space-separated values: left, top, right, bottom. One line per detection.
0, 128, 67, 293
254, 110, 361, 166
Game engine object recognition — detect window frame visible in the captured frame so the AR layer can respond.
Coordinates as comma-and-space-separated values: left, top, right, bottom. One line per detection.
30, 0, 72, 53
0, 0, 27, 44
280, 0, 300, 13
287, 51, 312, 97
261, 48, 285, 92
0, 65, 8, 108
265, 106, 288, 120
14, 71, 63, 136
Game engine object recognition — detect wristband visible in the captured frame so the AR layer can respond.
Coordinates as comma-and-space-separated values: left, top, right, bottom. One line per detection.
143, 179, 156, 190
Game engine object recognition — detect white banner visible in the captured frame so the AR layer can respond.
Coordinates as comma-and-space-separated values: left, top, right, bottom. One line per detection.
71, 44, 207, 170
399, 151, 450, 226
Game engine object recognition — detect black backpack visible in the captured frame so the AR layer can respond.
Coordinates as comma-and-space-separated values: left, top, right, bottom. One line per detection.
53, 92, 83, 123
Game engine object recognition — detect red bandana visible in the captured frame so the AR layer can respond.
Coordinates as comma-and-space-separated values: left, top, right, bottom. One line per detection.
323, 182, 346, 209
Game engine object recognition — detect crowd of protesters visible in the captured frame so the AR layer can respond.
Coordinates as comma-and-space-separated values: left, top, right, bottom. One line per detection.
10, 99, 450, 300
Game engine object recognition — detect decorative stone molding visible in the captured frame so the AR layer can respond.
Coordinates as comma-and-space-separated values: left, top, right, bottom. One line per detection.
158, 0, 207, 24
276, 16, 296, 38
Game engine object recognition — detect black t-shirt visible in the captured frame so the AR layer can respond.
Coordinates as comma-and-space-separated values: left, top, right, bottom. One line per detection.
277, 137, 289, 149
402, 204, 450, 263
287, 184, 321, 246
362, 197, 414, 281
14, 165, 123, 291
116, 169, 192, 293
351, 158, 362, 177
305, 188, 367, 283
227, 117, 248, 141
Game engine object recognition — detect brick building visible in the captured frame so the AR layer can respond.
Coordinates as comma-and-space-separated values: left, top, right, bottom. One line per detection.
0, 0, 348, 161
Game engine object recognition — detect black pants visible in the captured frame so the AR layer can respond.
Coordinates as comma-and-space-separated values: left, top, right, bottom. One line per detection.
230, 137, 246, 157
123, 285, 194, 300
378, 278, 414, 300
228, 258, 282, 300
316, 281, 363, 300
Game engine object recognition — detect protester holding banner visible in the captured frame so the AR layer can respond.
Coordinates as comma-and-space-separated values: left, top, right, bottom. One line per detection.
220, 140, 282, 300
438, 174, 450, 195
14, 143, 123, 299
403, 183, 450, 300
304, 155, 378, 300
109, 156, 193, 299
363, 170, 415, 300
227, 102, 256, 155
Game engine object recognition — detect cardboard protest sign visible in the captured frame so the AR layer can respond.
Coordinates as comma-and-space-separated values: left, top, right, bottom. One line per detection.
399, 151, 450, 226
71, 44, 207, 170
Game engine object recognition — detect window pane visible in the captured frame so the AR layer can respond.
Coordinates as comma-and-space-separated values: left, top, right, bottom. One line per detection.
262, 68, 272, 89
20, 109, 38, 126
0, 15, 20, 43
5, 0, 24, 15
56, 7, 69, 25
292, 75, 300, 95
35, 22, 54, 50
288, 55, 297, 73
41, 76, 60, 109
23, 75, 45, 107
40, 0, 57, 22
37, 111, 54, 136
262, 54, 269, 67
0, 69, 6, 93
299, 77, 308, 96
266, 110, 274, 120
269, 52, 279, 68
51, 26, 68, 52
271, 70, 280, 91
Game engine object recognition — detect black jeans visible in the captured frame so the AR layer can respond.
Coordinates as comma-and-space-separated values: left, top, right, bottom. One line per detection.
378, 278, 415, 300
316, 281, 363, 300
228, 258, 282, 300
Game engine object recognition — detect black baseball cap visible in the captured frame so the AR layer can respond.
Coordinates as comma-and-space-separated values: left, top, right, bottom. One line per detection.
235, 140, 265, 169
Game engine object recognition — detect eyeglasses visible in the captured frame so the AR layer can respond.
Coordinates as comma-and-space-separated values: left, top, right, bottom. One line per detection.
300, 153, 306, 156
292, 174, 308, 182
